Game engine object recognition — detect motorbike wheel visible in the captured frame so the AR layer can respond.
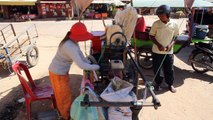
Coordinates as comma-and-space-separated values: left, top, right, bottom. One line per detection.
137, 49, 153, 69
191, 51, 211, 73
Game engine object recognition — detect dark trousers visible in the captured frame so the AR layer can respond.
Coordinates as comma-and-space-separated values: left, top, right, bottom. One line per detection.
153, 53, 174, 86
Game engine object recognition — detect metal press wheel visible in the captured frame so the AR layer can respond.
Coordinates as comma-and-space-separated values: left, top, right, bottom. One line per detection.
26, 45, 39, 67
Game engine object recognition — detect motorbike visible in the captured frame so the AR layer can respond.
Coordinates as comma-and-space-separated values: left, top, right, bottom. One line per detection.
189, 41, 213, 73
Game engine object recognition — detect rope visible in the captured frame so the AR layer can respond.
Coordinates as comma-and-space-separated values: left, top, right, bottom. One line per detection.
151, 54, 167, 82
80, 20, 88, 56
90, 3, 95, 32
97, 43, 106, 63
84, 41, 88, 56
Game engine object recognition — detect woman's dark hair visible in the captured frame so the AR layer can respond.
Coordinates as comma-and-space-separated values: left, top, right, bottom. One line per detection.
59, 31, 70, 46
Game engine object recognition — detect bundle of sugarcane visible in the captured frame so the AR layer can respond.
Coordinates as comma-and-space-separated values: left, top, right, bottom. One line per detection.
114, 6, 138, 42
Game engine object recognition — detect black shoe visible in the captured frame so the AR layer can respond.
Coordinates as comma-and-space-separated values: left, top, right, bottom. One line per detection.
168, 85, 176, 93
154, 85, 162, 91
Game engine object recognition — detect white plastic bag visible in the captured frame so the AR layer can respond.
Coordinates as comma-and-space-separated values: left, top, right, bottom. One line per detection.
100, 77, 137, 120
100, 77, 134, 102
108, 107, 132, 120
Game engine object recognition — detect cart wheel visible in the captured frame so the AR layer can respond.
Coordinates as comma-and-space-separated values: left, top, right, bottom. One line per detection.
137, 49, 153, 69
26, 46, 39, 67
191, 51, 211, 73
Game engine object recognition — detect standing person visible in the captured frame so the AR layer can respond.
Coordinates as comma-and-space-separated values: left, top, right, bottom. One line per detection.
49, 22, 100, 119
149, 5, 179, 93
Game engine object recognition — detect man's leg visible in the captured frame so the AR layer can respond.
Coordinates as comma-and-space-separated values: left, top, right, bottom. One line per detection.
153, 53, 164, 90
162, 54, 176, 93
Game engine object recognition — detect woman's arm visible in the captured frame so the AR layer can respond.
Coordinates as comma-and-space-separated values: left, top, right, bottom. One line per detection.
63, 42, 100, 70
78, 49, 91, 63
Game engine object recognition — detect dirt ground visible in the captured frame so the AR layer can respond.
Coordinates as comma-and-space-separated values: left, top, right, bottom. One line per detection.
0, 16, 213, 120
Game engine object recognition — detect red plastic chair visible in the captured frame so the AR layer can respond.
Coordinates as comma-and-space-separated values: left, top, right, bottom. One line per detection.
12, 62, 56, 120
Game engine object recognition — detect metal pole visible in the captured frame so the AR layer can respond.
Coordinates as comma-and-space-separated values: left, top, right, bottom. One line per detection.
1, 30, 6, 44
200, 8, 204, 25
10, 24, 16, 36
34, 24, 39, 38
126, 48, 161, 109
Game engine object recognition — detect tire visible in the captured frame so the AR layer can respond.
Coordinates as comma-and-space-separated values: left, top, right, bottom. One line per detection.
26, 45, 39, 67
137, 49, 153, 69
191, 51, 211, 73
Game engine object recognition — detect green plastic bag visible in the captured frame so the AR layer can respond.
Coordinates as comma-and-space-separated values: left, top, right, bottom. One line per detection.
71, 86, 106, 120
70, 94, 99, 120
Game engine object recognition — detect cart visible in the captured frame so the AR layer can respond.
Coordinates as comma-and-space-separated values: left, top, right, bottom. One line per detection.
132, 25, 213, 69
131, 28, 190, 69
0, 24, 39, 69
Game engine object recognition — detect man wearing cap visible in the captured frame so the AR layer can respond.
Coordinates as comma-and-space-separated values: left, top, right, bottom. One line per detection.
49, 22, 100, 119
149, 5, 179, 93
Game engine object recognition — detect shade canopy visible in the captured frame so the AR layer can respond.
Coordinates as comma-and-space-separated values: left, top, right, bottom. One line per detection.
0, 0, 37, 5
204, 0, 213, 2
132, 0, 213, 8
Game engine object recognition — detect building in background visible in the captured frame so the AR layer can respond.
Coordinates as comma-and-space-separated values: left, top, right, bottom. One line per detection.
0, 0, 37, 20
0, 0, 72, 20
0, 5, 3, 18
83, 0, 126, 19
37, 0, 72, 18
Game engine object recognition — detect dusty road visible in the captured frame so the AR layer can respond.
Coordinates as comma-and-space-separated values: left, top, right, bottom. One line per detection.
0, 16, 213, 120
